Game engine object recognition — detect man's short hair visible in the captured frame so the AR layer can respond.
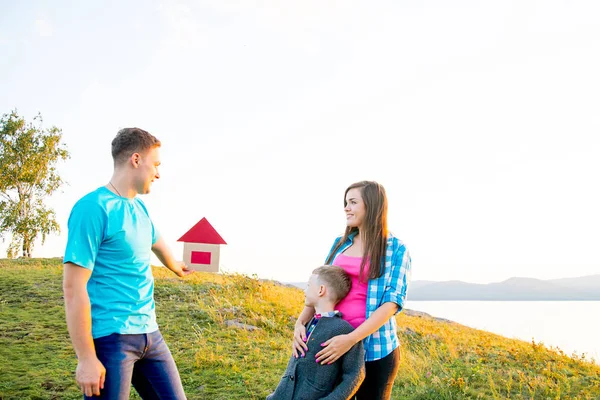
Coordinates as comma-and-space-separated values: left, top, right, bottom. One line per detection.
312, 266, 352, 304
111, 128, 161, 164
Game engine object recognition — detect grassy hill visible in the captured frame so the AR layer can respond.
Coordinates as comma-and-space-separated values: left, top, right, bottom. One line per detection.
1, 259, 599, 399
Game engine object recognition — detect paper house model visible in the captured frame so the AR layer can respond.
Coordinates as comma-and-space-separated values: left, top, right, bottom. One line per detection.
177, 217, 227, 272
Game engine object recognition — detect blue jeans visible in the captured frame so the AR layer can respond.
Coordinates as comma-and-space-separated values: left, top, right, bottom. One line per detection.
85, 330, 186, 400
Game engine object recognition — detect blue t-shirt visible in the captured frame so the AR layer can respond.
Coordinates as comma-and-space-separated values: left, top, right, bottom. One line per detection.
64, 186, 160, 339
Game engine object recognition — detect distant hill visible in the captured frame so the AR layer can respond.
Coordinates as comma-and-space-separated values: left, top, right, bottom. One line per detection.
288, 281, 307, 290
408, 275, 600, 300
547, 274, 600, 290
288, 275, 600, 300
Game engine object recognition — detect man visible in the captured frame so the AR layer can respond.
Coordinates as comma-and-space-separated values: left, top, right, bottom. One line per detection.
63, 128, 192, 399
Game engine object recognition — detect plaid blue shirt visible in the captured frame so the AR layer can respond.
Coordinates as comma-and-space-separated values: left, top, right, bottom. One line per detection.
326, 231, 411, 361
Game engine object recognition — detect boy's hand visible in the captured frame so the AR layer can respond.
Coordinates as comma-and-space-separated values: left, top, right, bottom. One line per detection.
315, 334, 355, 365
292, 321, 308, 358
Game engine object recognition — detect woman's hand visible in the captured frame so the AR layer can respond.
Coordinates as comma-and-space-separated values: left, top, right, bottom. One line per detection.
315, 334, 356, 364
292, 321, 309, 358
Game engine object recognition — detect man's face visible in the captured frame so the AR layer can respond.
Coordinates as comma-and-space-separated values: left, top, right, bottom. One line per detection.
134, 146, 161, 194
304, 274, 321, 307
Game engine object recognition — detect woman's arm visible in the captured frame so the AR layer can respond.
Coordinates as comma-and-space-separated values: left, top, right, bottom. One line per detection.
315, 302, 398, 364
292, 305, 315, 358
316, 242, 411, 364
291, 236, 342, 358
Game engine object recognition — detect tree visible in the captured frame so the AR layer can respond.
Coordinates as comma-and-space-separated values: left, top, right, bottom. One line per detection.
0, 110, 69, 258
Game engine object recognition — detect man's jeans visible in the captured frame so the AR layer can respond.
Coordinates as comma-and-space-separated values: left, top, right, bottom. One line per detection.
85, 330, 186, 399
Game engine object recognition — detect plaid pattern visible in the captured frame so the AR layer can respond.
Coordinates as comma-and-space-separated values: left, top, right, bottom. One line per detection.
326, 231, 411, 361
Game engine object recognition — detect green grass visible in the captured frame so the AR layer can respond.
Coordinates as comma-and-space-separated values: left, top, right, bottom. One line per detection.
1, 258, 599, 399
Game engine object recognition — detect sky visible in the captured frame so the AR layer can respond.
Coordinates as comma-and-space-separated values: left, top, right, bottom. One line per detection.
1, 0, 599, 284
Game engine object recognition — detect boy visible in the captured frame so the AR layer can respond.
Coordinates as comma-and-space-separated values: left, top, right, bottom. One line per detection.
267, 266, 365, 400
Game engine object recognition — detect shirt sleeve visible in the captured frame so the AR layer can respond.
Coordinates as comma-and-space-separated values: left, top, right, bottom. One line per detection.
382, 244, 412, 314
137, 198, 160, 245
151, 218, 160, 245
63, 200, 106, 271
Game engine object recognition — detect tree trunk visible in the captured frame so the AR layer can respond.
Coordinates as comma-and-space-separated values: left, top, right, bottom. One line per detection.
22, 238, 32, 258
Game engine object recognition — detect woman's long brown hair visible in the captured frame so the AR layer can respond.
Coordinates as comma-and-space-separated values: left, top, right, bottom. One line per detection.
325, 181, 388, 281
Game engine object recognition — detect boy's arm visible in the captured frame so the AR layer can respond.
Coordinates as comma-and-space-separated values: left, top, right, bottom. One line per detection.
320, 341, 366, 400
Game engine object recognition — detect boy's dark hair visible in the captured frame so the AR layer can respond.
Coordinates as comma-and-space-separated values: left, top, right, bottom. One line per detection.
312, 266, 352, 304
111, 128, 161, 164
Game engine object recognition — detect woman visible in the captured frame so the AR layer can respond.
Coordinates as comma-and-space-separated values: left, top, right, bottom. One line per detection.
292, 181, 411, 400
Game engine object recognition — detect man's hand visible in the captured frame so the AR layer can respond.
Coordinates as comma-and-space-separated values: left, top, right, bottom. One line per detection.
175, 261, 194, 277
76, 356, 106, 397
152, 237, 195, 277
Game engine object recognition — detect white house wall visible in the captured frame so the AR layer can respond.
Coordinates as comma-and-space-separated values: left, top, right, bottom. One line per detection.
183, 242, 221, 272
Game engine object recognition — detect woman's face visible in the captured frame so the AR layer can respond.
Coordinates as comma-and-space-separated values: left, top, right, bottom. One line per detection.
344, 188, 366, 229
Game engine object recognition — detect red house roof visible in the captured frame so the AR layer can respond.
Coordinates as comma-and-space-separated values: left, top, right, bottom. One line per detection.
177, 218, 227, 245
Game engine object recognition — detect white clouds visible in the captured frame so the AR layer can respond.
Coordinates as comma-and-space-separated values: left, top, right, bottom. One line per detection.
155, 0, 210, 50
34, 18, 52, 37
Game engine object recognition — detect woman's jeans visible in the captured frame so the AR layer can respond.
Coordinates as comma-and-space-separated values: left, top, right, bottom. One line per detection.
84, 330, 186, 400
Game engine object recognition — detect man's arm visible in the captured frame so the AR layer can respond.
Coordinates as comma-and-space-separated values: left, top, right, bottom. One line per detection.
151, 237, 193, 277
63, 262, 105, 397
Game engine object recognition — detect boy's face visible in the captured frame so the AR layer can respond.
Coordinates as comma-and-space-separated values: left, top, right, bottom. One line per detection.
304, 274, 322, 307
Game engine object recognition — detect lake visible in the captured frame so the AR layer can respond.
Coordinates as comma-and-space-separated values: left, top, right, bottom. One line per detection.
405, 301, 600, 364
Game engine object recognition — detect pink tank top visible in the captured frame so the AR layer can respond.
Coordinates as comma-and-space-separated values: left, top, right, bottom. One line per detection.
332, 253, 368, 329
